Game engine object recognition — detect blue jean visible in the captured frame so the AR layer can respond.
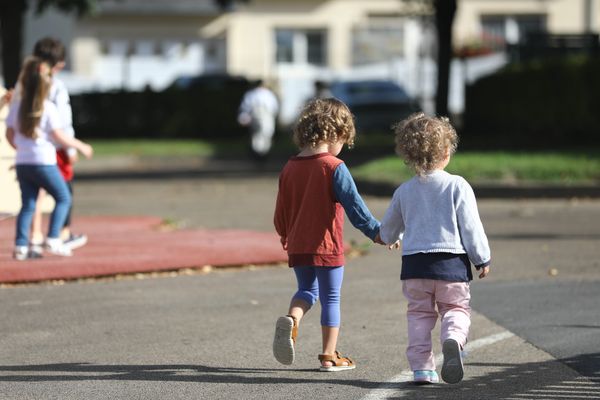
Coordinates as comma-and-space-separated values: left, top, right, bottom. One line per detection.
15, 165, 72, 246
292, 266, 344, 327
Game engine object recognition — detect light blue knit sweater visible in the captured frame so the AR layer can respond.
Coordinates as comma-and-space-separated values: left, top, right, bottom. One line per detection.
380, 170, 491, 267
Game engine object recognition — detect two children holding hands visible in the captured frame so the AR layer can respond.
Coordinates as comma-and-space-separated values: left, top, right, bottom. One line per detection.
273, 98, 490, 384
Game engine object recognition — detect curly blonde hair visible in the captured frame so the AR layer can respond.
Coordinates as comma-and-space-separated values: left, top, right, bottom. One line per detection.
293, 98, 356, 149
394, 112, 458, 176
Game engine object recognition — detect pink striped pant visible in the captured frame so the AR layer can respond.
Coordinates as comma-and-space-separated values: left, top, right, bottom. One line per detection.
402, 279, 471, 371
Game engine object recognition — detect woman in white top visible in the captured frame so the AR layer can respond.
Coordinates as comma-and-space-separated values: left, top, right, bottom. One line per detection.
5, 57, 93, 260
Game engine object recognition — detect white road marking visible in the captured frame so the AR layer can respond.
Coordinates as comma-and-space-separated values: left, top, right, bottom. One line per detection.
360, 331, 515, 400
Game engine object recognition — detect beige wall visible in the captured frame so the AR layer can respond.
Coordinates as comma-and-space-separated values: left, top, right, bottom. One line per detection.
62, 0, 600, 84
72, 15, 216, 78
223, 0, 408, 79
0, 87, 21, 215
455, 0, 600, 45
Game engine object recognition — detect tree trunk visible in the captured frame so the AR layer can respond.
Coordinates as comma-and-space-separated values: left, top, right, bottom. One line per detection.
0, 0, 27, 88
434, 0, 456, 117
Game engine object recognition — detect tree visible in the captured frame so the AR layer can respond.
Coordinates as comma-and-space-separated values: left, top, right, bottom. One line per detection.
433, 0, 457, 117
0, 0, 96, 88
401, 0, 457, 116
213, 0, 248, 11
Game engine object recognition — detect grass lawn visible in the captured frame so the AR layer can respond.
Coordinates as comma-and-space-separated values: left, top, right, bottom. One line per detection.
86, 138, 600, 185
87, 139, 243, 157
351, 151, 600, 185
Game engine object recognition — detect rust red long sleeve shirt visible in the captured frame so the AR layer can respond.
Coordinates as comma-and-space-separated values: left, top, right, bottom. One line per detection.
274, 151, 382, 268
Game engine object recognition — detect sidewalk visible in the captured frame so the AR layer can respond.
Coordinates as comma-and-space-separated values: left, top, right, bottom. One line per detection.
3, 154, 597, 284
0, 215, 287, 284
0, 165, 597, 398
76, 154, 600, 199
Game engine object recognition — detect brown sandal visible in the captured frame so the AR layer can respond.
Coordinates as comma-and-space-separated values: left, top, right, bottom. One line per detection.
318, 350, 356, 372
273, 315, 298, 365
289, 315, 298, 344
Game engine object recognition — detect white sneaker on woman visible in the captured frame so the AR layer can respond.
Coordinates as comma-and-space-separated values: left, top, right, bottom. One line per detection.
64, 233, 88, 250
13, 246, 29, 261
45, 238, 72, 257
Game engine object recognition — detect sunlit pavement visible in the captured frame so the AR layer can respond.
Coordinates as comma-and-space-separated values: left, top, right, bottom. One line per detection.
0, 173, 598, 399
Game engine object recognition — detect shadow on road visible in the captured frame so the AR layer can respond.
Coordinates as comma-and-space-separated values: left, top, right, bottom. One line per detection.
488, 233, 600, 240
386, 355, 599, 399
0, 363, 379, 388
0, 355, 598, 398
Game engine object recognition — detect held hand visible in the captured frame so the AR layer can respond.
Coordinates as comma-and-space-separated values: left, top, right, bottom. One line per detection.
388, 240, 401, 250
1, 89, 13, 106
373, 233, 385, 245
478, 265, 490, 279
238, 113, 251, 126
80, 143, 94, 159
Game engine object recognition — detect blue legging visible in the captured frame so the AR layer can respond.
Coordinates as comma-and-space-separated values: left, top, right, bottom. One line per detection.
292, 266, 344, 327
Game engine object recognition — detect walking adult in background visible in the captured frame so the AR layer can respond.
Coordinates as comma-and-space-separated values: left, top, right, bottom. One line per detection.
5, 57, 93, 260
237, 80, 279, 160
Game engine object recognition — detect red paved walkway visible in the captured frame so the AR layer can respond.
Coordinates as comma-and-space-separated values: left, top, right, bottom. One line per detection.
0, 216, 287, 283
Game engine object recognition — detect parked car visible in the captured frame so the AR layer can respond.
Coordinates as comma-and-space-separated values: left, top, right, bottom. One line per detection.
167, 73, 250, 92
329, 79, 420, 132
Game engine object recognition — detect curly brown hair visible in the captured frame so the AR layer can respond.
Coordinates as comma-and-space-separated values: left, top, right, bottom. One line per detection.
394, 112, 458, 176
292, 98, 356, 149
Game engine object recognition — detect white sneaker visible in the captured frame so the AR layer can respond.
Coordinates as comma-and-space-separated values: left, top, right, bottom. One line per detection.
273, 316, 296, 365
29, 239, 44, 258
441, 339, 464, 384
13, 246, 29, 261
45, 238, 73, 257
64, 233, 88, 250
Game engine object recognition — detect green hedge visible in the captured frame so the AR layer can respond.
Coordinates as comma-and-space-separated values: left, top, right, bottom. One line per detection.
463, 56, 600, 149
70, 81, 251, 139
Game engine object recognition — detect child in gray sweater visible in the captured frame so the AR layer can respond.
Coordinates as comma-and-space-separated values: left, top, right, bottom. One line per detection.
379, 113, 491, 385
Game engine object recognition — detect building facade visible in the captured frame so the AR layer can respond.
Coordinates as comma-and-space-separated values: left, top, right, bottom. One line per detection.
21, 0, 600, 120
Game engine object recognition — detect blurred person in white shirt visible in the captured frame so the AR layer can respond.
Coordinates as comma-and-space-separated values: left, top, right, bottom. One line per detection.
27, 37, 88, 254
238, 80, 279, 160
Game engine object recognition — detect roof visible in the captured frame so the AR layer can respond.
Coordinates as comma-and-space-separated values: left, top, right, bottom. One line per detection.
96, 0, 223, 16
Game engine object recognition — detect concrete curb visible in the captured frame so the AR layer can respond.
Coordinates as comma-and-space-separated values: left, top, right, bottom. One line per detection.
73, 156, 600, 199
355, 179, 600, 199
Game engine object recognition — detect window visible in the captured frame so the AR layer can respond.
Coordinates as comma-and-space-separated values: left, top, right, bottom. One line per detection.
481, 14, 547, 45
275, 29, 326, 66
352, 16, 404, 65
275, 30, 294, 63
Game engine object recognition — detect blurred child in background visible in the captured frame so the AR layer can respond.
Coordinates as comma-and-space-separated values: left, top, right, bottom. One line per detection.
28, 37, 88, 255
5, 57, 93, 260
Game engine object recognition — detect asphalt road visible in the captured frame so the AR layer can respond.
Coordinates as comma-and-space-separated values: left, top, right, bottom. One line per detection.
0, 174, 598, 399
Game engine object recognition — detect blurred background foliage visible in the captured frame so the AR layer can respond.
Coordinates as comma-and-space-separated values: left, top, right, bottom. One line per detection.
71, 78, 252, 139
463, 55, 600, 149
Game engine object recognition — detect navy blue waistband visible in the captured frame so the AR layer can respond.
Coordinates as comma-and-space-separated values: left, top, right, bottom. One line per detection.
401, 252, 472, 282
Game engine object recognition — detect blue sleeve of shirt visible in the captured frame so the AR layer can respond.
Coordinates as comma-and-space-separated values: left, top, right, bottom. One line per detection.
333, 163, 381, 241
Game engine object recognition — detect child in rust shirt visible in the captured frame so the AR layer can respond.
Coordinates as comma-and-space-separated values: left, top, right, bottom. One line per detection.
273, 98, 382, 371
